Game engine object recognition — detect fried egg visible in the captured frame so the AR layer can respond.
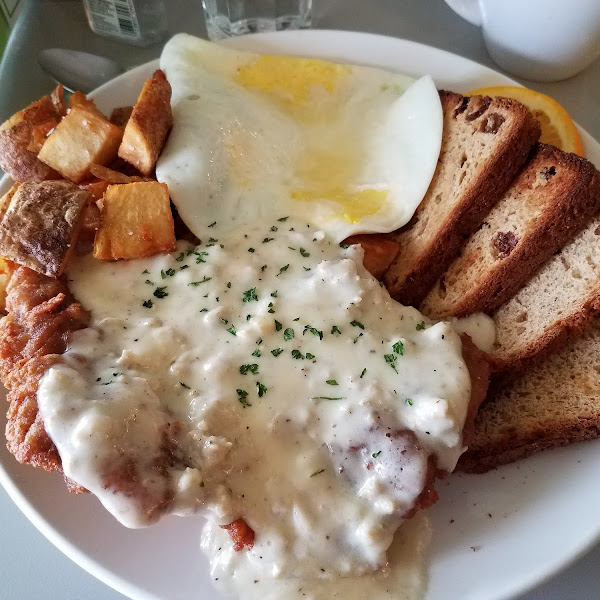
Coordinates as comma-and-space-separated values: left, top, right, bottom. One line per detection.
156, 34, 442, 242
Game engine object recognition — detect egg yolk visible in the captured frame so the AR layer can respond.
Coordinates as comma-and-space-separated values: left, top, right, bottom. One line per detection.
235, 55, 350, 106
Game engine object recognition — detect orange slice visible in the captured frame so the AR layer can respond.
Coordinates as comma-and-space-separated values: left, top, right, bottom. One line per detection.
467, 85, 584, 156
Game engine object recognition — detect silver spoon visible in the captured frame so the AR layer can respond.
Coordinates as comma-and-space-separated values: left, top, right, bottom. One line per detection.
38, 48, 124, 94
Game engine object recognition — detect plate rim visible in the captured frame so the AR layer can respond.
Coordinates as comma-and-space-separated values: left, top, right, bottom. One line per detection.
1, 28, 599, 600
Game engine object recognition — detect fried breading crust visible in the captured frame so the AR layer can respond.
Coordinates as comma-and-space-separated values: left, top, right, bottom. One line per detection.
0, 266, 89, 487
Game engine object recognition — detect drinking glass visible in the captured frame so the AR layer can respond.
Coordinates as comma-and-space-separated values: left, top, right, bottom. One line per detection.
202, 0, 312, 41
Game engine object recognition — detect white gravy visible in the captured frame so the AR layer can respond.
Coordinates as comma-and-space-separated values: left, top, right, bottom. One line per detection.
37, 218, 473, 597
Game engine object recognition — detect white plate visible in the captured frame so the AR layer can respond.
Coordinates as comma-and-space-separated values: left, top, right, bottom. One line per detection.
1, 29, 600, 600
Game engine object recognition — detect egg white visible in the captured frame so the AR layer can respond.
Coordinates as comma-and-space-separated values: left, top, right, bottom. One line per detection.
156, 33, 442, 242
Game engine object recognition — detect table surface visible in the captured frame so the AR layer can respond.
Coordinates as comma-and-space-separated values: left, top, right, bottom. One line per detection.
1, 1, 600, 599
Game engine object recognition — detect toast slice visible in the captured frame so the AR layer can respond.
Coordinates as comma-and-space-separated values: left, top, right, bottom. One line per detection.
383, 91, 540, 307
490, 192, 600, 372
420, 144, 600, 319
458, 316, 600, 473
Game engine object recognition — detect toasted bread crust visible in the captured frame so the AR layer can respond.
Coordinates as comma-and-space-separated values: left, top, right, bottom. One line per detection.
383, 92, 540, 307
459, 318, 600, 473
421, 144, 600, 318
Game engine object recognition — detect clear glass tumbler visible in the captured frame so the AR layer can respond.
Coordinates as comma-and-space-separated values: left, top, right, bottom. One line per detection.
202, 0, 312, 41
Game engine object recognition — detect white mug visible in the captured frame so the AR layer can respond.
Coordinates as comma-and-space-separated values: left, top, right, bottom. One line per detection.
444, 0, 600, 82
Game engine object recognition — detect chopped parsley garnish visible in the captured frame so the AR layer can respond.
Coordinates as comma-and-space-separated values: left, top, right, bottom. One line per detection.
350, 320, 365, 329
270, 290, 278, 297
406, 398, 414, 406
360, 368, 367, 379
208, 221, 217, 227
275, 320, 283, 331
340, 243, 350, 249
242, 287, 258, 302
256, 338, 262, 345
175, 252, 185, 262
246, 314, 252, 321
303, 266, 311, 271
291, 349, 305, 359
195, 251, 209, 263
189, 277, 212, 286
142, 269, 150, 274
208, 237, 218, 244
384, 353, 398, 373
256, 382, 267, 397
226, 325, 237, 336
179, 382, 191, 389
262, 237, 274, 243
311, 396, 345, 401
180, 265, 189, 270
299, 247, 310, 257
227, 282, 231, 288
145, 279, 154, 285
239, 363, 259, 375
353, 333, 363, 344
248, 247, 255, 253
153, 287, 168, 298
331, 325, 342, 335
277, 264, 290, 276
310, 469, 325, 478
236, 389, 251, 407
283, 328, 295, 341
326, 379, 338, 386
306, 352, 315, 360
392, 340, 404, 355
142, 299, 153, 308
372, 451, 382, 458
270, 225, 278, 232
271, 348, 284, 357
303, 325, 323, 340
252, 349, 261, 357
416, 321, 426, 331
277, 216, 289, 222
220, 318, 229, 324
161, 268, 175, 278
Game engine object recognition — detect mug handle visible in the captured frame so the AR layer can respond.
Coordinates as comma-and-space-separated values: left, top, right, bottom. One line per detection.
443, 0, 482, 27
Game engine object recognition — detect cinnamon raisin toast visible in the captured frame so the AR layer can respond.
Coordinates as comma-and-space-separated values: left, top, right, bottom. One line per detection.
383, 91, 540, 306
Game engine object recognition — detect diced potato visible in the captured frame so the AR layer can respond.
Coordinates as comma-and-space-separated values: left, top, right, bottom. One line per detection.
0, 86, 66, 181
93, 181, 175, 260
110, 106, 134, 129
118, 70, 172, 175
38, 105, 123, 183
68, 91, 106, 119
89, 163, 149, 184
343, 234, 401, 280
0, 181, 90, 277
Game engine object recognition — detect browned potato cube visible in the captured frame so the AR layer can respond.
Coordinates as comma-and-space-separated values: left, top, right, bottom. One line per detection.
0, 181, 90, 277
118, 70, 172, 175
68, 91, 107, 119
93, 181, 175, 260
0, 88, 66, 182
38, 105, 123, 183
